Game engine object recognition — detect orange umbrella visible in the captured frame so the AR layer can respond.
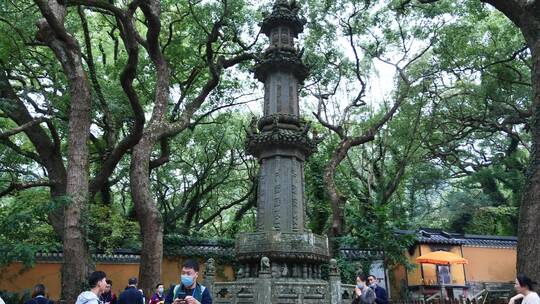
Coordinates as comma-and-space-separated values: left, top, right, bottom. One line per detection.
416, 250, 468, 265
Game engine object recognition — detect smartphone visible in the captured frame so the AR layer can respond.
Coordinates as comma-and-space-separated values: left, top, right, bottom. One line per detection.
176, 291, 187, 303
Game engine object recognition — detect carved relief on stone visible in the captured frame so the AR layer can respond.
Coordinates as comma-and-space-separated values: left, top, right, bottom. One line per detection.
276, 83, 282, 113
281, 263, 289, 277
215, 287, 231, 299
273, 157, 281, 230
301, 163, 308, 230
257, 164, 265, 231
289, 84, 295, 114
260, 256, 271, 273
205, 258, 216, 276
236, 266, 244, 279
244, 264, 251, 278
271, 30, 279, 46
275, 285, 298, 297
291, 160, 299, 231
280, 27, 290, 45
271, 261, 280, 278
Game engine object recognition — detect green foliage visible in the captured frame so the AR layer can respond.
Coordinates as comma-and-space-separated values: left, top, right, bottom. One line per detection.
87, 203, 141, 252
164, 234, 235, 248
0, 190, 61, 267
152, 112, 257, 237
163, 234, 236, 265
305, 133, 335, 235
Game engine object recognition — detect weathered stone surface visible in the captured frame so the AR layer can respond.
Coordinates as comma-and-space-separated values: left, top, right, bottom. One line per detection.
254, 50, 309, 83
236, 231, 330, 263
211, 1, 348, 302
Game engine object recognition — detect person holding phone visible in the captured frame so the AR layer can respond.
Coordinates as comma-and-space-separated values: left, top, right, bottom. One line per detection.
164, 259, 212, 304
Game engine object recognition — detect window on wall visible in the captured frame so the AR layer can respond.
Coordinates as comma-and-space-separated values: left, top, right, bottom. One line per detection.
437, 265, 451, 284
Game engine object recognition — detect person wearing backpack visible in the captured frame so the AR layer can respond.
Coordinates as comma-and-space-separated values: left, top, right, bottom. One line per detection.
24, 284, 54, 304
164, 259, 212, 304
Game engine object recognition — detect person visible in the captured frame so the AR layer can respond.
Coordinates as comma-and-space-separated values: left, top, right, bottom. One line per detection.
76, 271, 108, 304
24, 284, 54, 304
164, 259, 212, 304
149, 283, 165, 304
100, 279, 118, 304
118, 277, 144, 304
352, 272, 376, 304
139, 289, 146, 304
509, 274, 540, 304
368, 275, 388, 304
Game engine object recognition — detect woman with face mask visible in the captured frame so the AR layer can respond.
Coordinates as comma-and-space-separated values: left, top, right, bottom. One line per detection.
149, 284, 165, 304
352, 273, 376, 304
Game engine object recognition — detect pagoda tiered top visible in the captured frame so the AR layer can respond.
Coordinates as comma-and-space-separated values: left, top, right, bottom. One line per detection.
260, 0, 307, 36
254, 0, 309, 83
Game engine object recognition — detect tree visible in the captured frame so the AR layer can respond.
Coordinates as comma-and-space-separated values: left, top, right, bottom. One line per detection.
1, 0, 148, 299
65, 0, 258, 295
409, 0, 539, 279
303, 0, 438, 238
153, 113, 257, 237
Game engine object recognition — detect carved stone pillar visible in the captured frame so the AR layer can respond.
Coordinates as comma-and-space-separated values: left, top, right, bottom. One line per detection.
328, 259, 342, 304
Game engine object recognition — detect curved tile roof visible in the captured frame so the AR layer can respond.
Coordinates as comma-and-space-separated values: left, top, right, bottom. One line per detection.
395, 229, 517, 248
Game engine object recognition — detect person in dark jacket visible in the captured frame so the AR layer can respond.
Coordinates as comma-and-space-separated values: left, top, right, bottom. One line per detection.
368, 275, 388, 304
164, 259, 212, 304
118, 278, 144, 304
24, 284, 53, 304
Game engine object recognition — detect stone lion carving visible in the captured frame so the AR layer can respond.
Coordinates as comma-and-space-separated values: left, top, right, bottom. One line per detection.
329, 258, 339, 275
205, 258, 215, 275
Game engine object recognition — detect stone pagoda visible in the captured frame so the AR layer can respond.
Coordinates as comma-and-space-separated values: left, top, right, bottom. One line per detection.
209, 1, 354, 303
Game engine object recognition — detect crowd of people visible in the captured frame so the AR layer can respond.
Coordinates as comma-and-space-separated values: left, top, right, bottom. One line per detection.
71, 259, 211, 304
0, 259, 211, 304
1, 266, 538, 304
350, 273, 540, 304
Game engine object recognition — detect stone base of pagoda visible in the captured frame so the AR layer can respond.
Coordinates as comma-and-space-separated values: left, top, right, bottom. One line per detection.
234, 231, 329, 280
211, 275, 355, 304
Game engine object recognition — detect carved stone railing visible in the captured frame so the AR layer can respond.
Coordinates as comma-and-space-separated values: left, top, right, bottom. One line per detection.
236, 231, 330, 263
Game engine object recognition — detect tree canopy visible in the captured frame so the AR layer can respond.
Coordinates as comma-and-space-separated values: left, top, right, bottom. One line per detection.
1, 0, 538, 299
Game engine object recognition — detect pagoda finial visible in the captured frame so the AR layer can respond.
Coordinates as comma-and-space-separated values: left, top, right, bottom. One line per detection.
274, 0, 300, 13
261, 0, 306, 36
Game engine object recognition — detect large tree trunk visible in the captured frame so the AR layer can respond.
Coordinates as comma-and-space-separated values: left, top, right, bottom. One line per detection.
35, 1, 92, 302
61, 69, 91, 303
517, 34, 540, 282
129, 1, 169, 292
130, 134, 164, 298
324, 140, 351, 239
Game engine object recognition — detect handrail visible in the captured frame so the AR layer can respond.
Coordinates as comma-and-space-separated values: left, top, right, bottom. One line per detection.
471, 289, 487, 300
426, 293, 440, 301
481, 291, 489, 304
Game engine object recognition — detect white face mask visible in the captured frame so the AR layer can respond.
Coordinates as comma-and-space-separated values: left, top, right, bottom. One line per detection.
158, 287, 164, 294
